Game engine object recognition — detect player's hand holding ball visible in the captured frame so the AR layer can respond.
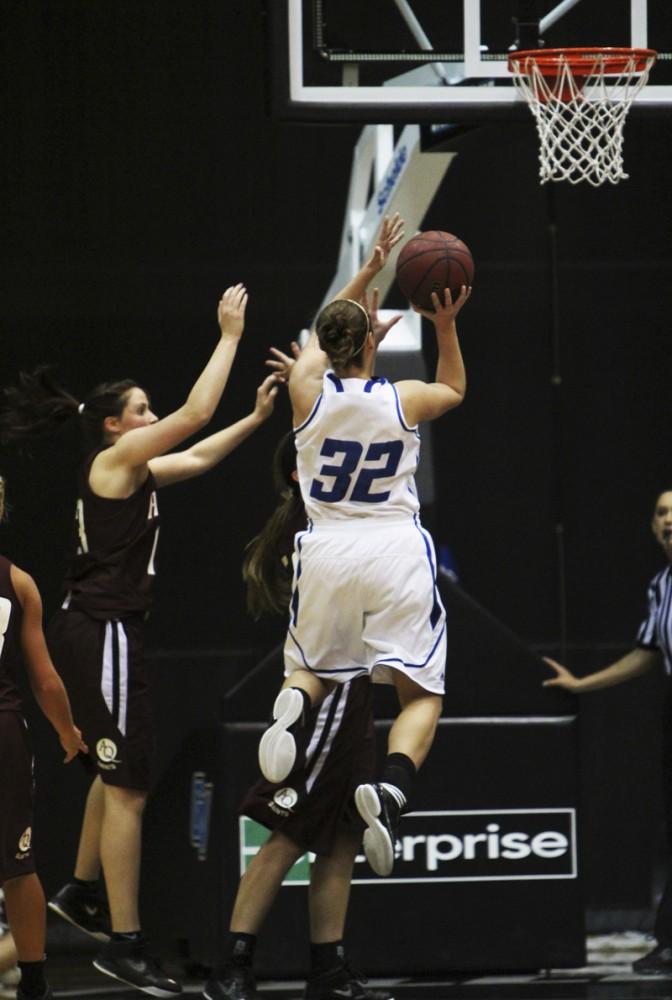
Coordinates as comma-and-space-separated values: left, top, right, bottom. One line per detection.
413, 286, 471, 334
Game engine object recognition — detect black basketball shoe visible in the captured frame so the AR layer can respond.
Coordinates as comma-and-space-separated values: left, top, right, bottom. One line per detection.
304, 962, 394, 1000
354, 783, 401, 877
48, 882, 111, 941
633, 944, 672, 975
258, 687, 306, 784
203, 964, 258, 999
93, 938, 181, 997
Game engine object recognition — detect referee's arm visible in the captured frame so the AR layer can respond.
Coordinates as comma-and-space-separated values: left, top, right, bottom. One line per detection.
543, 647, 660, 693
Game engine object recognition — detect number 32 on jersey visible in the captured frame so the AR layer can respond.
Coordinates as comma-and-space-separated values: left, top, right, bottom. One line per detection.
309, 437, 403, 504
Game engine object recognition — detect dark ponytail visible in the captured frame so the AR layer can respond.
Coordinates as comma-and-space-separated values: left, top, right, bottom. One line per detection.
0, 366, 138, 447
242, 432, 306, 618
0, 367, 79, 444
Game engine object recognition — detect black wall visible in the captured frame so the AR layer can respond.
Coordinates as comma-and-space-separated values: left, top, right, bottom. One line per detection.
4, 1, 672, 925
3, 1, 362, 653
5, 4, 672, 651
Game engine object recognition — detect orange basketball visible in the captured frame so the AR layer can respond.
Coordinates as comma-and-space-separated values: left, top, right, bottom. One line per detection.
396, 231, 474, 311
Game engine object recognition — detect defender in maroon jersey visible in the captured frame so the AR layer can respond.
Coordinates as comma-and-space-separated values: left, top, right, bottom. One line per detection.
205, 431, 391, 1000
0, 284, 279, 998
0, 475, 86, 1000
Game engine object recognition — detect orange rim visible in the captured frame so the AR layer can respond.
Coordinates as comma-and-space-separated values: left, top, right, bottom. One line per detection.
508, 47, 657, 78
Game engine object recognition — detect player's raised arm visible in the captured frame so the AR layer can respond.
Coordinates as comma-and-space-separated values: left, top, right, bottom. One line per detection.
149, 373, 279, 487
98, 284, 249, 476
396, 285, 471, 426
361, 286, 402, 348
333, 212, 405, 303
279, 214, 406, 424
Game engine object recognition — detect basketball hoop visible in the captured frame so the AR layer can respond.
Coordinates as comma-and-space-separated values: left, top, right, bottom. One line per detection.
508, 47, 657, 187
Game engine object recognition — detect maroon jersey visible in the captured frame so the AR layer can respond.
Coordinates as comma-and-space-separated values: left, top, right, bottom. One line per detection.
0, 555, 24, 713
62, 449, 160, 619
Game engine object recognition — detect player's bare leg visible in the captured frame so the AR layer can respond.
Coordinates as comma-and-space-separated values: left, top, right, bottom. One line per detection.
230, 831, 302, 933
48, 777, 111, 942
356, 672, 442, 877
3, 874, 46, 961
306, 832, 393, 999
3, 873, 51, 999
204, 832, 302, 1000
99, 784, 146, 933
308, 832, 359, 943
93, 785, 180, 996
388, 672, 443, 769
74, 776, 105, 881
279, 669, 333, 706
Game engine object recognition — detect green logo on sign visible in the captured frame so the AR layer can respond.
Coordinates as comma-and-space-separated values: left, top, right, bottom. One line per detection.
239, 818, 314, 884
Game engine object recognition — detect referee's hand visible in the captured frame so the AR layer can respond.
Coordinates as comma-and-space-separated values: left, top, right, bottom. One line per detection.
542, 657, 580, 691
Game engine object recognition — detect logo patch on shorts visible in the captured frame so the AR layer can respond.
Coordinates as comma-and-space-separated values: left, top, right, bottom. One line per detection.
96, 738, 121, 770
16, 826, 32, 859
270, 787, 299, 816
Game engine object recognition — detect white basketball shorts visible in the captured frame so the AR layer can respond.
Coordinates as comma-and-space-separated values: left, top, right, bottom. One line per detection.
284, 517, 446, 695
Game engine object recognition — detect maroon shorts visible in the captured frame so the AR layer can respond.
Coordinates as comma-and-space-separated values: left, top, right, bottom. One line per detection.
47, 609, 153, 791
239, 676, 376, 857
0, 711, 36, 883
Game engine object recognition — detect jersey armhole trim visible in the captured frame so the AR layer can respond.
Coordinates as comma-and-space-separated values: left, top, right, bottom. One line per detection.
294, 392, 324, 434
391, 382, 419, 434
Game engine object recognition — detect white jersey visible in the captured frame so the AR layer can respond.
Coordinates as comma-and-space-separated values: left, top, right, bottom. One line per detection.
295, 371, 421, 522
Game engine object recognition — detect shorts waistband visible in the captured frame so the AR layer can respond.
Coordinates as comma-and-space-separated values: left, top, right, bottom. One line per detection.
307, 516, 417, 531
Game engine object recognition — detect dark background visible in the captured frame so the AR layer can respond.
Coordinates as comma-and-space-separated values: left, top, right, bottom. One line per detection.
3, 1, 672, 927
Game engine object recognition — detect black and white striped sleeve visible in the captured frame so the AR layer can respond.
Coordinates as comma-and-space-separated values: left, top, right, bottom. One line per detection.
636, 572, 664, 649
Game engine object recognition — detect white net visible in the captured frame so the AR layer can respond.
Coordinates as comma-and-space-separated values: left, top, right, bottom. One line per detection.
509, 50, 656, 187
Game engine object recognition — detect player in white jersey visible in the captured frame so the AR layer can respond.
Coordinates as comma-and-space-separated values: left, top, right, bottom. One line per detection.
259, 214, 471, 877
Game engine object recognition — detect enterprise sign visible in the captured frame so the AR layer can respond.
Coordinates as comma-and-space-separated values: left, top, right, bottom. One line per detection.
240, 808, 577, 886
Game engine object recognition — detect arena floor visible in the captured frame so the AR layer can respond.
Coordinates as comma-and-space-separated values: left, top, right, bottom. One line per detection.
5, 954, 672, 1000
15, 969, 672, 1000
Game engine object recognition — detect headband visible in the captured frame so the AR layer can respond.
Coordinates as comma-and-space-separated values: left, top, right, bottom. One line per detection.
342, 299, 371, 361
343, 299, 371, 330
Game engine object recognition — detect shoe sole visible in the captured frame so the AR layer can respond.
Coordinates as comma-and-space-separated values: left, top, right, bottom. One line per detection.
355, 784, 394, 877
48, 900, 111, 942
258, 688, 303, 784
92, 958, 181, 997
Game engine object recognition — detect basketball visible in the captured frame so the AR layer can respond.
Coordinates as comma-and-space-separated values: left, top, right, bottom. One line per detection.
395, 231, 474, 311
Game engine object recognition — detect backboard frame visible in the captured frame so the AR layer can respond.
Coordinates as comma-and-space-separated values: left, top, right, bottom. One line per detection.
265, 0, 672, 123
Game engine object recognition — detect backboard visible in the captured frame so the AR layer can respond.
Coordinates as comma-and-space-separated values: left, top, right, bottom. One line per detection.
265, 0, 672, 122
